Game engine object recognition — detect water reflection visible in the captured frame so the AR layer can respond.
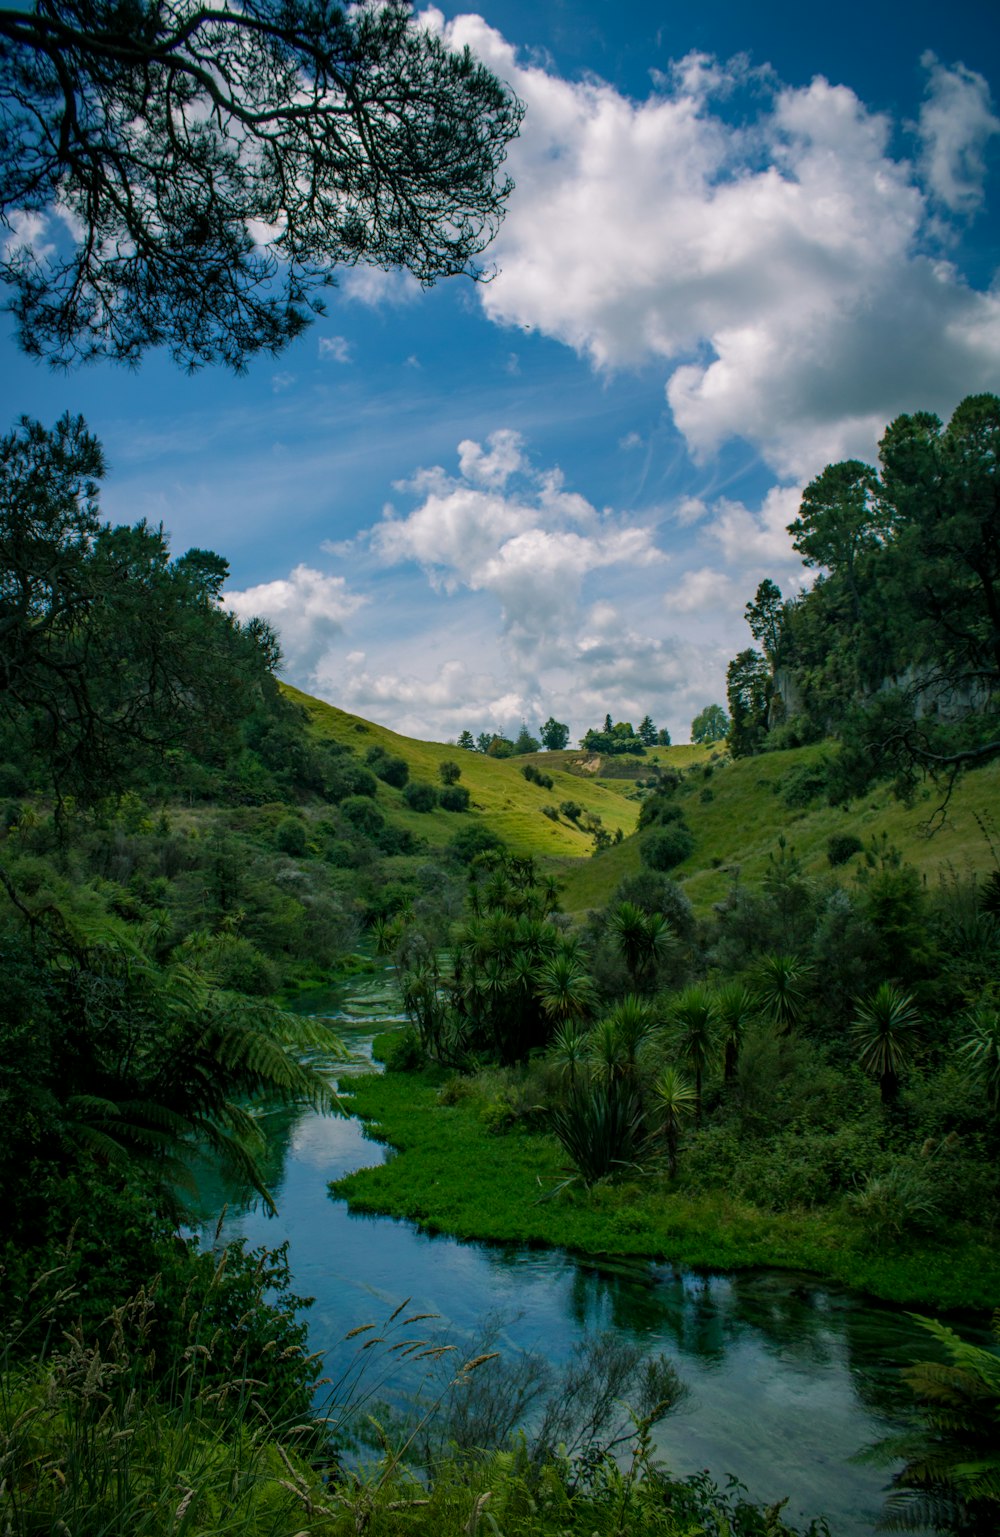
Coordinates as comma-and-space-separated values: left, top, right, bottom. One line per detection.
199, 987, 984, 1537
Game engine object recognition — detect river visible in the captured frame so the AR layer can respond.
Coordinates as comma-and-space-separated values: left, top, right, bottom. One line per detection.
199, 969, 964, 1537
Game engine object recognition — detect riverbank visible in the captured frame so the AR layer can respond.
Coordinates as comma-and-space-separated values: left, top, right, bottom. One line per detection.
332, 1057, 999, 1313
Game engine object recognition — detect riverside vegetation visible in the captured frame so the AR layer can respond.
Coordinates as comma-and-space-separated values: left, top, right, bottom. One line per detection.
2, 408, 1000, 1533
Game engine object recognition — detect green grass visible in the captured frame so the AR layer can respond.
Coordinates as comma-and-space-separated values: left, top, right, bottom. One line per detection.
333, 1062, 1000, 1312
288, 683, 1000, 920
286, 684, 650, 858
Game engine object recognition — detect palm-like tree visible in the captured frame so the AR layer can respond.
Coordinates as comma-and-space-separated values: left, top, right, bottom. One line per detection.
753, 952, 813, 1035
669, 984, 719, 1118
713, 981, 756, 1083
852, 982, 920, 1104
589, 996, 657, 1090
537, 951, 596, 1025
958, 1006, 1000, 1112
652, 1066, 697, 1177
549, 1021, 591, 1087
608, 901, 674, 991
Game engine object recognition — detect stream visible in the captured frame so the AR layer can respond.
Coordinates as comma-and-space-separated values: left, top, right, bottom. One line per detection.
198, 969, 971, 1537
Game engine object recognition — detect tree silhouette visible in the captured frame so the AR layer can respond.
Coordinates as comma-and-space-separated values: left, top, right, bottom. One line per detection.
0, 0, 523, 368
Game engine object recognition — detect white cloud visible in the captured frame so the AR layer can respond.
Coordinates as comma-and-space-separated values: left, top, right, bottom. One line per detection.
429, 13, 1000, 479
224, 564, 368, 674
370, 434, 663, 665
318, 335, 352, 362
457, 427, 526, 487
918, 53, 1000, 214
340, 266, 422, 306
665, 565, 738, 615
271, 371, 296, 393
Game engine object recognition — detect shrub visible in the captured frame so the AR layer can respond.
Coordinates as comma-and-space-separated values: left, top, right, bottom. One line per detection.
559, 800, 583, 823
781, 762, 829, 808
447, 825, 506, 864
541, 805, 559, 821
378, 1026, 425, 1072
438, 760, 462, 785
274, 816, 306, 855
377, 755, 410, 788
404, 780, 439, 813
439, 784, 470, 812
340, 795, 386, 838
827, 832, 864, 867
640, 824, 694, 872
325, 760, 378, 801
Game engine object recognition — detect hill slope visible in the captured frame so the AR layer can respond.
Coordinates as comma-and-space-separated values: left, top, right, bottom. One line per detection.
291, 686, 1000, 917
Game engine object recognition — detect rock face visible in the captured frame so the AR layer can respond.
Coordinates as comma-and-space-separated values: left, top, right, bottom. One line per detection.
768, 660, 994, 733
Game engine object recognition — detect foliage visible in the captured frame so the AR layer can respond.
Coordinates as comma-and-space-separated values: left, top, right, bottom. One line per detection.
726, 649, 771, 758
864, 1312, 1000, 1534
439, 784, 471, 812
691, 704, 729, 744
540, 716, 570, 750
827, 832, 864, 866
0, 0, 524, 369
852, 983, 921, 1104
548, 1081, 648, 1185
0, 414, 281, 803
404, 779, 440, 812
640, 823, 694, 872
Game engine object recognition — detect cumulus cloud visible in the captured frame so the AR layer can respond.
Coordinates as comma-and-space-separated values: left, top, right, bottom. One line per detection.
428, 12, 1000, 478
371, 432, 663, 665
224, 564, 367, 674
918, 54, 1000, 214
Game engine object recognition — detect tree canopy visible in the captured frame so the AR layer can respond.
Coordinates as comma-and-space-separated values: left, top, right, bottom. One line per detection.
0, 0, 524, 368
725, 393, 1000, 786
0, 412, 281, 800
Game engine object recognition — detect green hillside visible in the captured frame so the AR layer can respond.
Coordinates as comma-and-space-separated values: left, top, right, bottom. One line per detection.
289, 685, 1000, 919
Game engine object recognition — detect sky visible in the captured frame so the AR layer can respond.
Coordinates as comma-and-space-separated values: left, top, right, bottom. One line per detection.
3, 0, 999, 745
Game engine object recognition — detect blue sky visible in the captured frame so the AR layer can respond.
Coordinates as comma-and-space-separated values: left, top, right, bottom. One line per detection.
2, 0, 999, 744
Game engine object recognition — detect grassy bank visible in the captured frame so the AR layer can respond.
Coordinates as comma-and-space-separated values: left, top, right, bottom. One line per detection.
332, 1060, 999, 1313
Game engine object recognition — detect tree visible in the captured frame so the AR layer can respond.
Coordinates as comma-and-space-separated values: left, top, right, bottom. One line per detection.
540, 716, 570, 751
852, 982, 920, 1104
512, 723, 540, 755
669, 984, 718, 1119
638, 714, 657, 746
726, 649, 771, 757
744, 579, 787, 662
690, 704, 729, 744
0, 0, 523, 369
0, 413, 281, 801
789, 461, 886, 620
439, 759, 462, 785
656, 727, 672, 746
652, 1066, 696, 1178
457, 730, 477, 751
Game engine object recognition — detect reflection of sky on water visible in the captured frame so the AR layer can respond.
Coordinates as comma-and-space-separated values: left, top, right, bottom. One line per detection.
204, 1001, 964, 1536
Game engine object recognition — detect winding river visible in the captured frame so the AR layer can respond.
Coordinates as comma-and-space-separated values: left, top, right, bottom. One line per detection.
199, 969, 974, 1537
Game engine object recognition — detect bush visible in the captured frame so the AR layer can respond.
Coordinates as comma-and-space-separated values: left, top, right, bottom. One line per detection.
404, 780, 439, 813
640, 824, 694, 872
781, 763, 829, 808
447, 825, 506, 864
378, 1026, 425, 1072
439, 784, 470, 812
340, 795, 386, 838
438, 760, 462, 785
827, 832, 864, 866
325, 759, 378, 801
274, 816, 306, 855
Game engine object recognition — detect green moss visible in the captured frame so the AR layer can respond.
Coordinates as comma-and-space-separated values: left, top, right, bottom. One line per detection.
332, 1067, 1000, 1312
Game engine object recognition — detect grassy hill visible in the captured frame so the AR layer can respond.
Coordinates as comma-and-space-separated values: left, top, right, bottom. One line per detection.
290, 685, 1000, 918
